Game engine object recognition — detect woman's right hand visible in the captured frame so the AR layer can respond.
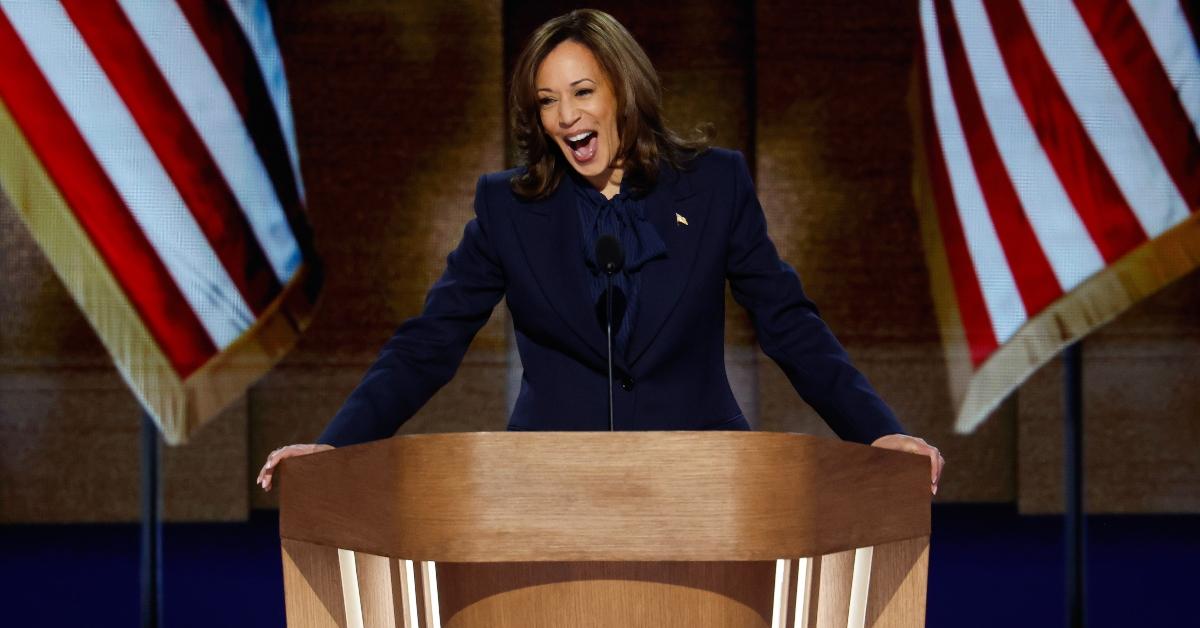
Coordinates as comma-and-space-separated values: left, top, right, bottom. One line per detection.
257, 443, 334, 491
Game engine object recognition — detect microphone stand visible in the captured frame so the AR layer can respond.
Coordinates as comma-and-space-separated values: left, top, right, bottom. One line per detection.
596, 234, 623, 432
604, 272, 615, 432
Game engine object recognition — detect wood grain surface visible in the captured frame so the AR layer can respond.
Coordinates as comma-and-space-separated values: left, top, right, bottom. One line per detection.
437, 561, 774, 628
813, 550, 855, 628
278, 432, 930, 562
865, 536, 929, 627
282, 538, 346, 627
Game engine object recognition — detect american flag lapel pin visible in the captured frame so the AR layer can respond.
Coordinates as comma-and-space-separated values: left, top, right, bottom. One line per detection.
675, 212, 688, 226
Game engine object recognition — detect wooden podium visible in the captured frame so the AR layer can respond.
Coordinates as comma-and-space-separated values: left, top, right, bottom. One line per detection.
277, 432, 930, 627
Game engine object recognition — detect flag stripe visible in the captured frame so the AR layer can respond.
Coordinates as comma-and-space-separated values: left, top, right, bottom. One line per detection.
935, 0, 1062, 315
949, 0, 1105, 293
116, 0, 302, 285
0, 6, 215, 375
1019, 0, 1190, 236
983, 0, 1147, 262
1130, 0, 1200, 139
1181, 0, 1200, 67
62, 0, 282, 316
1183, 0, 1200, 44
919, 2, 1001, 365
175, 0, 314, 264
1103, 0, 1200, 209
222, 0, 304, 201
1, 0, 253, 348
920, 78, 1000, 367
921, 0, 1027, 346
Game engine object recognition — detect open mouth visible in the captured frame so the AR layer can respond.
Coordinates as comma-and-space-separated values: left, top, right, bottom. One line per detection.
564, 131, 598, 164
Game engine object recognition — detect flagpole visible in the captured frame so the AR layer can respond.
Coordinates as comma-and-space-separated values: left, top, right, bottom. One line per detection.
141, 411, 163, 628
1063, 341, 1085, 628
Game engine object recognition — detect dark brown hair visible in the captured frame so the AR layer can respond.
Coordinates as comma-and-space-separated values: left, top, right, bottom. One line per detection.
509, 9, 710, 200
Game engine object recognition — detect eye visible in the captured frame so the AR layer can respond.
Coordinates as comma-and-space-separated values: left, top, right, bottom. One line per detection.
538, 97, 555, 108
576, 88, 593, 97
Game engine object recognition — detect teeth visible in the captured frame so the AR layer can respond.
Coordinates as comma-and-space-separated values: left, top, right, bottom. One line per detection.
567, 132, 593, 142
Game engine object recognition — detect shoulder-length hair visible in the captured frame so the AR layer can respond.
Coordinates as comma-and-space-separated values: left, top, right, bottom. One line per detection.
509, 9, 709, 200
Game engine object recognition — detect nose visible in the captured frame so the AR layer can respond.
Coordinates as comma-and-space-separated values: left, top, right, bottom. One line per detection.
555, 100, 579, 128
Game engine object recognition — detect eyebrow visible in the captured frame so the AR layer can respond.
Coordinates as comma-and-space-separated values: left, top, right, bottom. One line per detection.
537, 78, 597, 92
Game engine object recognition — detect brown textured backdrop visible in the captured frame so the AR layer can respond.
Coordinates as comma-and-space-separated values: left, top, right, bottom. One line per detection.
0, 0, 1195, 522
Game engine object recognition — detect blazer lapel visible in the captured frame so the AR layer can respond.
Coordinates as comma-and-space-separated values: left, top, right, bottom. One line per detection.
627, 165, 705, 366
512, 175, 621, 370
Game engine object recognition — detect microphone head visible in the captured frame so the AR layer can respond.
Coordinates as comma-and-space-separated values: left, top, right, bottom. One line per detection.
596, 234, 625, 275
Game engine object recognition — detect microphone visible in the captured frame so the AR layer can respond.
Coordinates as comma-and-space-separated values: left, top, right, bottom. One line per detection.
595, 234, 624, 431
597, 234, 625, 275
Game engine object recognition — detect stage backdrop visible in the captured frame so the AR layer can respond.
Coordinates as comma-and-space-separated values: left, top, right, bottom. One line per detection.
0, 0, 1195, 522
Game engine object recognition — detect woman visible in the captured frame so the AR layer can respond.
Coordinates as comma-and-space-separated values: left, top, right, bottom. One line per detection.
259, 9, 943, 492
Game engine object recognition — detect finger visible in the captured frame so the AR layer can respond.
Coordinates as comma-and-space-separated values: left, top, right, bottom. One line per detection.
261, 446, 307, 489
257, 461, 274, 487
259, 444, 332, 490
256, 461, 271, 492
932, 452, 945, 494
262, 450, 290, 484
258, 450, 278, 475
258, 447, 286, 487
256, 458, 271, 485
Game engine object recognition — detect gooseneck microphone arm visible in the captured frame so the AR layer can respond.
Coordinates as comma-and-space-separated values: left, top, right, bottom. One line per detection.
596, 234, 625, 432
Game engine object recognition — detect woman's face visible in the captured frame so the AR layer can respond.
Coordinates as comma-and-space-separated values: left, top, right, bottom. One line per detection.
535, 40, 621, 185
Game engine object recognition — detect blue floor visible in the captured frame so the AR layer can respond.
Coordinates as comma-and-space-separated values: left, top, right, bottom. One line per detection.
1, 504, 1195, 627
926, 504, 1198, 627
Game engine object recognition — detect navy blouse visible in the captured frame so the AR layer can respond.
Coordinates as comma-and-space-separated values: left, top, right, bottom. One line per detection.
574, 177, 667, 356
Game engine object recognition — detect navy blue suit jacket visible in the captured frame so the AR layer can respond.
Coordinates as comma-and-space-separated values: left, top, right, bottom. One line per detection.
318, 149, 905, 446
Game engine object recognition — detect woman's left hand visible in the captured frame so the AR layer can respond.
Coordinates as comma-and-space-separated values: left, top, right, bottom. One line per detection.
871, 434, 945, 495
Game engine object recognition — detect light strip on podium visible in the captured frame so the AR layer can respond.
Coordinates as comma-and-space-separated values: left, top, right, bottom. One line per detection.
795, 556, 814, 627
771, 558, 791, 628
847, 547, 874, 628
337, 549, 365, 628
420, 561, 443, 628
399, 559, 418, 628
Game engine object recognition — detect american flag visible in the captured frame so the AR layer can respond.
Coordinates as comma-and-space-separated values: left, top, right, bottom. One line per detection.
913, 0, 1199, 433
0, 0, 319, 444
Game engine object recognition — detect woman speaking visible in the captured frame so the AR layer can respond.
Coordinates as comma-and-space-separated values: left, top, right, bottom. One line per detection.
259, 9, 943, 492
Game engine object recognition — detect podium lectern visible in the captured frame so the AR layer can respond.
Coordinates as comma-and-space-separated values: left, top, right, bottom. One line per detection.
277, 432, 930, 627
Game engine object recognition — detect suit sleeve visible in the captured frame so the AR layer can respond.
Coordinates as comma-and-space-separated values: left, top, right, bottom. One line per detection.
723, 151, 905, 443
318, 176, 507, 447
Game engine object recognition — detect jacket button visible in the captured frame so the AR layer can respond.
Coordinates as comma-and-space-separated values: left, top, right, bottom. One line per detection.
619, 377, 634, 392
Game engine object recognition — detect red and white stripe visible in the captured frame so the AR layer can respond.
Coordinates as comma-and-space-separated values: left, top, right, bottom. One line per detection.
0, 0, 305, 377
222, 0, 305, 202
919, 0, 1199, 367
